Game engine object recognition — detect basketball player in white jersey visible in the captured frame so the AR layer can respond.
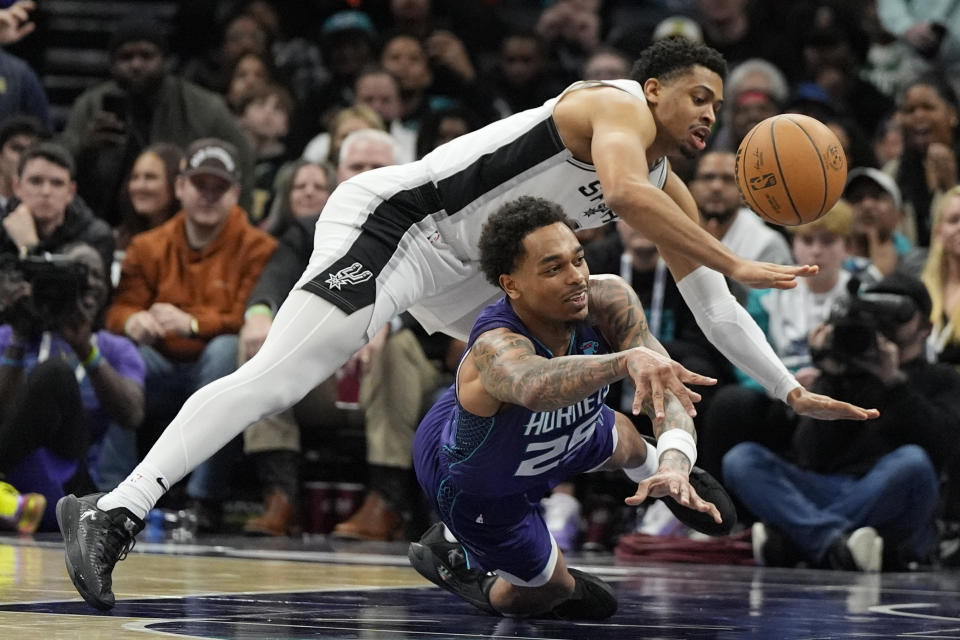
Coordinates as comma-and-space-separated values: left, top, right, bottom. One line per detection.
58, 37, 878, 611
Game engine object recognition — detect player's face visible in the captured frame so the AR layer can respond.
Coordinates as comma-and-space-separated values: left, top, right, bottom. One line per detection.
510, 222, 590, 324
651, 65, 723, 159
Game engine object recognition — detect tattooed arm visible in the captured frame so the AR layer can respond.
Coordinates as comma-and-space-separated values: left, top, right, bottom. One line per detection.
458, 320, 714, 424
587, 274, 701, 470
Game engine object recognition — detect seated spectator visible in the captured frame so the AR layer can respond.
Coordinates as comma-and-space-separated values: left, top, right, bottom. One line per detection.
700, 203, 855, 479
235, 82, 296, 223
259, 159, 333, 238
0, 115, 48, 210
689, 150, 792, 270
845, 167, 925, 279
580, 46, 631, 81
487, 30, 568, 118
922, 185, 960, 527
708, 58, 788, 153
0, 241, 144, 531
415, 105, 481, 160
105, 139, 276, 530
353, 66, 417, 163
225, 51, 278, 115
59, 19, 255, 225
0, 141, 113, 270
884, 76, 960, 248
923, 185, 960, 364
302, 104, 385, 168
115, 143, 183, 252
724, 273, 960, 571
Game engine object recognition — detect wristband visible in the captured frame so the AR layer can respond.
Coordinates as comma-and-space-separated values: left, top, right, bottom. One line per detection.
190, 317, 200, 336
244, 304, 273, 320
657, 429, 697, 467
82, 344, 103, 371
0, 356, 23, 368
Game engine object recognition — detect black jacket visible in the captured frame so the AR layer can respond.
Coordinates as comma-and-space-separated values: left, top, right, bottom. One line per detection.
1, 196, 114, 271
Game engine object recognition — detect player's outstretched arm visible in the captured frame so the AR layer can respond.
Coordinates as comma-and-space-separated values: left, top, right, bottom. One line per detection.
460, 327, 713, 416
586, 274, 716, 420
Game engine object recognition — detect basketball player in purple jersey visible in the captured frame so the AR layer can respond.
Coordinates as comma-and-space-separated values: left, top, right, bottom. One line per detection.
409, 197, 868, 619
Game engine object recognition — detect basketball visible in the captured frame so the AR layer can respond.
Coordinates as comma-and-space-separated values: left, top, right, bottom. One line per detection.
734, 114, 847, 226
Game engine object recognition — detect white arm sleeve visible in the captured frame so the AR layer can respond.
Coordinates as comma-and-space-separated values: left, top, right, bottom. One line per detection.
676, 266, 800, 402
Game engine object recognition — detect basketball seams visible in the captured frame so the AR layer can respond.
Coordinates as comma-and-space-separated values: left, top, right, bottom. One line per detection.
783, 115, 830, 219
769, 118, 803, 225
737, 120, 768, 219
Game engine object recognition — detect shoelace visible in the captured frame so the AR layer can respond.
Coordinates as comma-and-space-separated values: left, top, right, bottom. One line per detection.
96, 519, 137, 573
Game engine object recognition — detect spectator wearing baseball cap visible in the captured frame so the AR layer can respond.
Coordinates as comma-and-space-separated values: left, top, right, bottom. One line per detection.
844, 167, 926, 281
105, 137, 276, 531
59, 19, 255, 227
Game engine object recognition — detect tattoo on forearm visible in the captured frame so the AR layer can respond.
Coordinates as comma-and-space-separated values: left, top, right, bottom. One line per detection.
473, 331, 625, 411
588, 277, 671, 356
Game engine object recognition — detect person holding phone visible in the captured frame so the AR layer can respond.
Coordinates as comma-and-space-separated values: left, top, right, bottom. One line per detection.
59, 19, 254, 226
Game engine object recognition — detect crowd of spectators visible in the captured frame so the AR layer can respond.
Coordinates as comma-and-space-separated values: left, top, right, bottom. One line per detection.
0, 0, 959, 573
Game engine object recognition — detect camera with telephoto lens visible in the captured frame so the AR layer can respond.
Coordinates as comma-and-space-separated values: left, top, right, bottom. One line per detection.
0, 252, 89, 338
810, 278, 918, 373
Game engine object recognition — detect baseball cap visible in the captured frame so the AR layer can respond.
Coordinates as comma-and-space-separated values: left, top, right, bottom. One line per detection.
321, 11, 376, 38
652, 16, 703, 43
181, 138, 241, 184
845, 167, 902, 209
866, 272, 932, 319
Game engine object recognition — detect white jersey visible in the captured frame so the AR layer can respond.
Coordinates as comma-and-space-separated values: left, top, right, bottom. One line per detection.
297, 79, 670, 340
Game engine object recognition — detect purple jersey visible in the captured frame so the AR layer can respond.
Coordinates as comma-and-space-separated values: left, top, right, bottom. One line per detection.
427, 297, 616, 498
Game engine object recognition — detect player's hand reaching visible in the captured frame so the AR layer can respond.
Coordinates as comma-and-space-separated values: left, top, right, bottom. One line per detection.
625, 346, 716, 419
730, 259, 819, 290
625, 467, 722, 524
786, 386, 880, 421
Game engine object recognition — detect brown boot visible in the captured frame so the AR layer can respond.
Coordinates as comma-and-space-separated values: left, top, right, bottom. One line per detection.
245, 489, 297, 537
332, 491, 404, 541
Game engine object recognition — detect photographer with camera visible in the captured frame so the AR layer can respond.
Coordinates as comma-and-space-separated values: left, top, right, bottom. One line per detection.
723, 272, 960, 571
0, 242, 144, 532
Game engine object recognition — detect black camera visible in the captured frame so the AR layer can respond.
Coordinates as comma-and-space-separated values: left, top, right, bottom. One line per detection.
0, 252, 89, 337
811, 278, 918, 371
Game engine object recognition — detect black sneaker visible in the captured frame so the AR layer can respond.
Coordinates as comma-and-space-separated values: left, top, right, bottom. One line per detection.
407, 522, 499, 615
550, 568, 617, 620
752, 522, 805, 567
56, 493, 144, 611
661, 465, 737, 536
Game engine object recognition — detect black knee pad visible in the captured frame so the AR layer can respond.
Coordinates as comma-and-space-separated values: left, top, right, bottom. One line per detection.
550, 568, 617, 620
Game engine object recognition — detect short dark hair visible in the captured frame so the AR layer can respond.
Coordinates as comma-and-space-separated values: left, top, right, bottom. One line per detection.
630, 38, 727, 85
0, 115, 49, 149
18, 141, 75, 178
478, 196, 573, 287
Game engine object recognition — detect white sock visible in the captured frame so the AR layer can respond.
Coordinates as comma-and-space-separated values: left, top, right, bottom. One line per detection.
97, 463, 169, 520
623, 439, 659, 483
443, 523, 459, 543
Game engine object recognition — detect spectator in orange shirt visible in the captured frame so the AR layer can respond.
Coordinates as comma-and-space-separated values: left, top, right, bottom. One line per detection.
105, 138, 276, 528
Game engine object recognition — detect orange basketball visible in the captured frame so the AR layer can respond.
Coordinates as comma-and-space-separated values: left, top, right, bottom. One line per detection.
734, 114, 847, 226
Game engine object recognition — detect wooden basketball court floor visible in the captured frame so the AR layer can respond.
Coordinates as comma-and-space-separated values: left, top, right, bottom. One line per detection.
2, 532, 960, 639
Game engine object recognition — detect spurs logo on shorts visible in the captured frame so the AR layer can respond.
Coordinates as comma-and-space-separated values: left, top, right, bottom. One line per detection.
324, 262, 374, 290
